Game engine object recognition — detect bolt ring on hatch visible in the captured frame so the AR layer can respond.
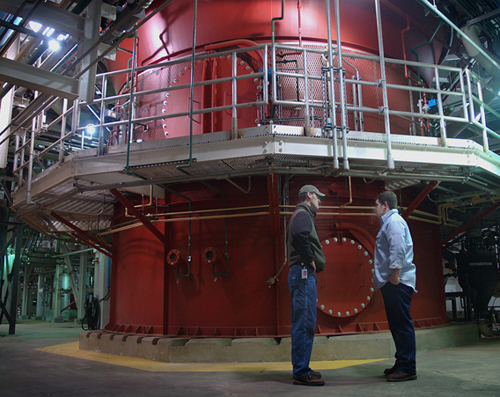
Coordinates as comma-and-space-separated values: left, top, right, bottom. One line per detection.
317, 223, 375, 319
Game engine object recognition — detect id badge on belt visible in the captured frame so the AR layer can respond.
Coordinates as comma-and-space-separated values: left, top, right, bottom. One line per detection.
301, 267, 308, 279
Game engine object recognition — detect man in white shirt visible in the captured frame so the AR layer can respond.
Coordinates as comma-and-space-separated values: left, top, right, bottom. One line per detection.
374, 191, 417, 382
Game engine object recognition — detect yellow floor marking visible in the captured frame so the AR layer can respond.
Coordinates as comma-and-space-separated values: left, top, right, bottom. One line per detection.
38, 342, 386, 373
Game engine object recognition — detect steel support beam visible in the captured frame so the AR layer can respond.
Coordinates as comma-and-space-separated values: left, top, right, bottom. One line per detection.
0, 0, 84, 39
50, 211, 113, 254
402, 181, 440, 219
69, 232, 112, 258
441, 202, 500, 246
61, 243, 81, 312
109, 188, 167, 244
0, 58, 79, 100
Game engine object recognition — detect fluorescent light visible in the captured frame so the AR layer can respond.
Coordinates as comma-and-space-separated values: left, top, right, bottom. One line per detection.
42, 27, 54, 37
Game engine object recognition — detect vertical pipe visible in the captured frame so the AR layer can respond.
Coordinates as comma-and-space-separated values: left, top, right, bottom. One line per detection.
434, 66, 447, 147
465, 69, 475, 123
334, 0, 349, 169
9, 224, 23, 334
21, 267, 29, 317
263, 45, 269, 103
59, 98, 68, 163
358, 77, 364, 131
70, 97, 80, 153
352, 76, 358, 130
26, 117, 36, 204
272, 0, 285, 47
125, 31, 138, 173
459, 69, 468, 122
177, 0, 198, 173
272, 45, 278, 104
476, 80, 489, 153
374, 0, 395, 169
19, 132, 26, 186
98, 74, 107, 155
13, 135, 19, 183
232, 50, 238, 140
303, 49, 311, 135
78, 251, 88, 321
325, 0, 339, 169
297, 0, 302, 47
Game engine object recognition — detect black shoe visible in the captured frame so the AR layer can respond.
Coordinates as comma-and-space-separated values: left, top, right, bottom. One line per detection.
383, 366, 397, 376
310, 370, 322, 379
387, 370, 417, 382
293, 374, 325, 386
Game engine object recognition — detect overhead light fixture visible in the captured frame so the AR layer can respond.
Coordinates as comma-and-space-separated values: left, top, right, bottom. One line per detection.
85, 124, 95, 137
28, 21, 42, 33
48, 40, 60, 51
42, 27, 55, 37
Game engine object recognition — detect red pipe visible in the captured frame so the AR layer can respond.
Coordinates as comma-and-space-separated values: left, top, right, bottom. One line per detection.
402, 181, 439, 219
297, 0, 302, 47
110, 188, 167, 244
401, 17, 410, 78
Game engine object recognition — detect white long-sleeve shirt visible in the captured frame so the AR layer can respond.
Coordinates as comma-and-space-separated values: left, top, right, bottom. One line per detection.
374, 209, 416, 290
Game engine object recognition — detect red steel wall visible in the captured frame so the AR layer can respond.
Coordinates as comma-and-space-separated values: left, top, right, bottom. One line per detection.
106, 177, 448, 336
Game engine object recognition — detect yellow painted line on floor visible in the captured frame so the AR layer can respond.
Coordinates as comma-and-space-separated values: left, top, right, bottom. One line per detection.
38, 342, 386, 373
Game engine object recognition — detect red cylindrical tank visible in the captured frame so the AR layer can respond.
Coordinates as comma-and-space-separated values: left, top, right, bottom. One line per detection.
104, 0, 449, 336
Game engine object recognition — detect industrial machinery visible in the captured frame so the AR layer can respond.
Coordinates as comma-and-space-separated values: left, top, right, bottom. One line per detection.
1, 0, 500, 340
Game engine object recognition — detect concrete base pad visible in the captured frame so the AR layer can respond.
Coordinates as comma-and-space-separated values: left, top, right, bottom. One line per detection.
79, 323, 478, 363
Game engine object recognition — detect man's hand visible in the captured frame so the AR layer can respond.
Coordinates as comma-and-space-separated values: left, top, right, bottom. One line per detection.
310, 261, 316, 271
388, 269, 400, 285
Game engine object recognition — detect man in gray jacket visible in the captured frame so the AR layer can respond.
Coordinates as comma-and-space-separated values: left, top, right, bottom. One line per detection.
287, 185, 326, 386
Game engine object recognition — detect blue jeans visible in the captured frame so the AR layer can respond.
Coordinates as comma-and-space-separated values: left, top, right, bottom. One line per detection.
288, 265, 317, 378
381, 282, 416, 374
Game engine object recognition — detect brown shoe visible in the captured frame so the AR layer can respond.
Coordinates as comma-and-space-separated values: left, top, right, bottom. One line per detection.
387, 370, 417, 382
310, 370, 322, 379
293, 374, 325, 386
383, 366, 397, 376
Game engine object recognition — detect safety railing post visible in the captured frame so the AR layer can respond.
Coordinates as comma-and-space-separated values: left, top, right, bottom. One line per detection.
334, 0, 349, 170
232, 51, 238, 140
303, 49, 311, 136
374, 0, 394, 169
476, 80, 489, 153
325, 0, 339, 168
59, 98, 68, 163
434, 66, 448, 147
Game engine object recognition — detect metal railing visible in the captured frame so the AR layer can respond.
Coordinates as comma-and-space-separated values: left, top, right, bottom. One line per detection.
11, 23, 500, 201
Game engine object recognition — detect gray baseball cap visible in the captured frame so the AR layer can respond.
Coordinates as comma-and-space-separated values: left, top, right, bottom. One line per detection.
299, 185, 325, 197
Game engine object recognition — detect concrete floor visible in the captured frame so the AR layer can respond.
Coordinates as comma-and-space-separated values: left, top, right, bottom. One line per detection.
1, 320, 500, 396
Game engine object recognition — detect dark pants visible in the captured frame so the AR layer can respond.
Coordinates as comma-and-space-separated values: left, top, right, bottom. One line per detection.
288, 265, 317, 378
381, 282, 416, 374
